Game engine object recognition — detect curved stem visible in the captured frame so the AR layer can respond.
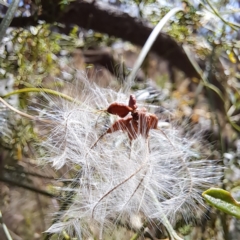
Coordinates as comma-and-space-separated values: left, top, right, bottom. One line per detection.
0, 97, 53, 123
2, 87, 78, 103
182, 45, 224, 102
205, 0, 240, 31
182, 44, 240, 132
125, 7, 183, 92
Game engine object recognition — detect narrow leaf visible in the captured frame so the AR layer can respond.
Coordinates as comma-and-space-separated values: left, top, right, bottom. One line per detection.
202, 188, 240, 219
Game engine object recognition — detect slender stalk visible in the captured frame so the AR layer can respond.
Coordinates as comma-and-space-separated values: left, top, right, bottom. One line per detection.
0, 176, 56, 198
92, 161, 147, 218
4, 166, 55, 179
2, 87, 78, 103
182, 45, 224, 102
0, 211, 13, 240
0, 0, 20, 43
126, 7, 183, 92
182, 44, 240, 132
205, 0, 240, 31
149, 189, 183, 240
130, 232, 140, 240
207, 44, 225, 155
0, 97, 53, 123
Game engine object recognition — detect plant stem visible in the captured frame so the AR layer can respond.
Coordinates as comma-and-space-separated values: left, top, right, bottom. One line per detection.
149, 189, 183, 240
4, 165, 55, 179
126, 7, 183, 91
0, 210, 13, 240
0, 176, 56, 198
182, 45, 240, 133
2, 87, 78, 103
0, 96, 53, 123
205, 0, 240, 31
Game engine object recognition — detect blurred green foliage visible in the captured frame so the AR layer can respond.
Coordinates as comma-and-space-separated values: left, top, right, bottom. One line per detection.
0, 24, 61, 86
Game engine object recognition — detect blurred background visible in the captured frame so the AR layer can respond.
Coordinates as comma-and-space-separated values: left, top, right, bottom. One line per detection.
0, 0, 240, 239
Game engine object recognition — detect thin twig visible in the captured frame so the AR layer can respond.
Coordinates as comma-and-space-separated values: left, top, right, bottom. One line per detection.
4, 166, 55, 180
0, 97, 53, 124
205, 0, 240, 31
2, 87, 78, 103
0, 176, 56, 198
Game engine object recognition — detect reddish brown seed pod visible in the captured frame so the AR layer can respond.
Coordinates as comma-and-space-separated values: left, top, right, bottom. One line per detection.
104, 95, 159, 141
91, 95, 159, 148
107, 116, 132, 134
107, 103, 132, 118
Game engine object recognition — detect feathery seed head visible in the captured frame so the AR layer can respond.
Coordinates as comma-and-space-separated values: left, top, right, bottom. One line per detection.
39, 74, 222, 239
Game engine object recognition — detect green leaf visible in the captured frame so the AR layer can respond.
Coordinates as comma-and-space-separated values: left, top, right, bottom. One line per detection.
202, 188, 240, 219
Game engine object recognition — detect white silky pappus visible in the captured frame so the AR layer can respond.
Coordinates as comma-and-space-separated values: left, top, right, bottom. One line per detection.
38, 74, 222, 239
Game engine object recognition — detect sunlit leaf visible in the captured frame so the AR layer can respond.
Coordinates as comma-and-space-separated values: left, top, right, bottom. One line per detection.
202, 188, 240, 218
